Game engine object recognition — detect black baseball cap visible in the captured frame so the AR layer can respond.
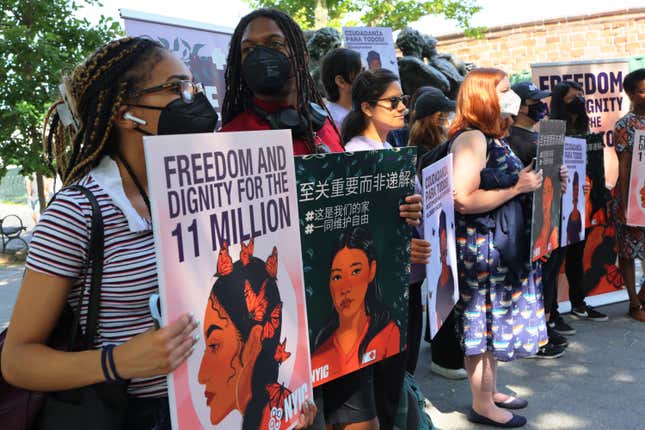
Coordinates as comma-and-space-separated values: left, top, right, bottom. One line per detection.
414, 88, 456, 120
512, 81, 551, 102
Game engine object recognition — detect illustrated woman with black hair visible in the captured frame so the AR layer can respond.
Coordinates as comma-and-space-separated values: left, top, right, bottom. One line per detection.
198, 241, 314, 429
335, 69, 429, 430
311, 227, 400, 376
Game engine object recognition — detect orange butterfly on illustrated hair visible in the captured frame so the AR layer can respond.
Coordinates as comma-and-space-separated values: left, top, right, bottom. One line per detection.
215, 241, 233, 277
265, 382, 292, 408
263, 302, 282, 340
266, 246, 278, 278
240, 238, 254, 266
274, 337, 291, 364
244, 279, 268, 322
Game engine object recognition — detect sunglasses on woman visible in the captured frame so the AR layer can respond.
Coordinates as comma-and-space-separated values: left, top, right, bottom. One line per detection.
131, 80, 204, 104
372, 95, 410, 110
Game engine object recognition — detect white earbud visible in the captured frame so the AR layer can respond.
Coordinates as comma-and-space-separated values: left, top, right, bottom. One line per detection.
123, 112, 147, 125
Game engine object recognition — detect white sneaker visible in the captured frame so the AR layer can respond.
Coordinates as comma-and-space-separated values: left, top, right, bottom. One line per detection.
430, 362, 468, 380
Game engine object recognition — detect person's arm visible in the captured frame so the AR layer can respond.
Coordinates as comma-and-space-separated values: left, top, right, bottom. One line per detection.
1, 269, 198, 391
617, 150, 632, 217
452, 130, 543, 215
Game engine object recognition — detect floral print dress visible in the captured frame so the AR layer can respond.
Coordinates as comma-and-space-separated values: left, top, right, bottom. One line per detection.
454, 139, 547, 362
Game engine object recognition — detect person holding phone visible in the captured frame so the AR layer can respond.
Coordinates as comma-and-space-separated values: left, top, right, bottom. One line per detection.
451, 69, 546, 428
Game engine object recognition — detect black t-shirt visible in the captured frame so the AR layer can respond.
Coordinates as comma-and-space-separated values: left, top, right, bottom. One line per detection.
507, 125, 537, 167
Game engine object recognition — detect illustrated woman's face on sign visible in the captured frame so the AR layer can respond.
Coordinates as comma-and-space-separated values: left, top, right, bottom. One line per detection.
198, 295, 257, 425
329, 247, 377, 320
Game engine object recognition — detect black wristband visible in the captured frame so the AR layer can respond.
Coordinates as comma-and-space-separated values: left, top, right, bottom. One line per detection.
101, 345, 114, 382
106, 344, 125, 383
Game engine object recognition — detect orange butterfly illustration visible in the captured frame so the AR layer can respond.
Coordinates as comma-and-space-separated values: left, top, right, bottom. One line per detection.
274, 337, 291, 364
266, 246, 278, 278
216, 241, 233, 276
244, 280, 267, 322
266, 382, 292, 409
263, 302, 282, 340
240, 238, 255, 266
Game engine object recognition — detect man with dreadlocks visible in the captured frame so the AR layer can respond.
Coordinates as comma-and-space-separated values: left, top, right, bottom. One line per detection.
221, 10, 424, 430
220, 8, 344, 154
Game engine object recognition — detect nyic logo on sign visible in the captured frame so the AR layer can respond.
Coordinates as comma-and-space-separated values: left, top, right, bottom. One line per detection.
312, 365, 329, 384
361, 350, 377, 364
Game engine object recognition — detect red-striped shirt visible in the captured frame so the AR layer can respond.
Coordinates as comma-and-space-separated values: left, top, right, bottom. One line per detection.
26, 161, 165, 398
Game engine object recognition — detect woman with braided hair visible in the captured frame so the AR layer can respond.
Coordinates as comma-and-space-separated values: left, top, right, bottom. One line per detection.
1, 36, 220, 429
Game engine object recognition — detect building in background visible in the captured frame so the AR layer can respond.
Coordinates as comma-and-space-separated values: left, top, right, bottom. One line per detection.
436, 8, 645, 75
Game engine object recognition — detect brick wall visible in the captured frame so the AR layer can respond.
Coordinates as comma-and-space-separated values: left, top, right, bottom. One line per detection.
436, 8, 645, 75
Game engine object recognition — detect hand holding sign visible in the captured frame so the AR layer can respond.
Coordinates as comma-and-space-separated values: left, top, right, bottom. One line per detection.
515, 162, 543, 195
114, 313, 199, 380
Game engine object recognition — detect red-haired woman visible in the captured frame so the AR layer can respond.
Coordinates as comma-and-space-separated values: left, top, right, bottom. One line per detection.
450, 68, 546, 428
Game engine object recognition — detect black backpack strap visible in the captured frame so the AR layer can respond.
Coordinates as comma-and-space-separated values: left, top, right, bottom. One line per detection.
49, 184, 104, 350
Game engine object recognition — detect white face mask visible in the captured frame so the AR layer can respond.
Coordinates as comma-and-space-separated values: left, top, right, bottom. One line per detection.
499, 89, 521, 118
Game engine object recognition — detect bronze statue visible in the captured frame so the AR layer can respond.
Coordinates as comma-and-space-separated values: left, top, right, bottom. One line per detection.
307, 27, 342, 96
422, 34, 465, 98
396, 28, 450, 97
396, 27, 470, 99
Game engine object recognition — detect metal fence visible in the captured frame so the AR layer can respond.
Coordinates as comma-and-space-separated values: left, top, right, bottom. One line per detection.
0, 168, 27, 205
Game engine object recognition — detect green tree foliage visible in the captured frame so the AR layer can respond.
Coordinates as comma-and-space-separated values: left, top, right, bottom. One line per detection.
0, 0, 122, 182
245, 0, 482, 34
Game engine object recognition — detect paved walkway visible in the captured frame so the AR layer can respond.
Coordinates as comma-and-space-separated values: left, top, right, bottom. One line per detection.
0, 262, 642, 429
419, 301, 644, 430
